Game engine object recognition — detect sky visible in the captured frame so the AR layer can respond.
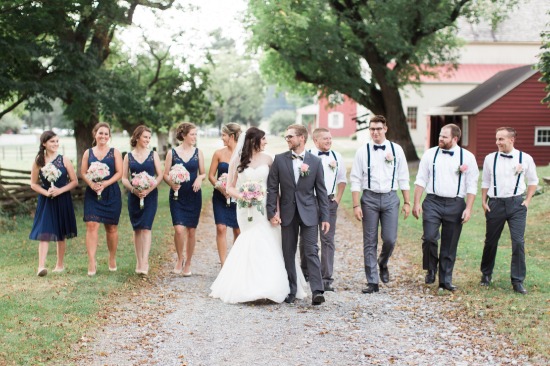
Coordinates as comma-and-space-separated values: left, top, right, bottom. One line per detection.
119, 0, 248, 63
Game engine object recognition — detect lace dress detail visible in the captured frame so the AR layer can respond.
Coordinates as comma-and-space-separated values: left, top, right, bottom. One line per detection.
83, 147, 122, 225
29, 154, 77, 241
127, 151, 158, 230
169, 148, 202, 228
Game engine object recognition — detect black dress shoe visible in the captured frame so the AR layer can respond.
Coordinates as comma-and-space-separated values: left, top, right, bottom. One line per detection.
324, 284, 335, 292
312, 292, 325, 305
512, 283, 527, 295
480, 274, 492, 286
425, 270, 436, 284
284, 294, 296, 304
361, 283, 379, 294
438, 283, 458, 292
379, 266, 390, 283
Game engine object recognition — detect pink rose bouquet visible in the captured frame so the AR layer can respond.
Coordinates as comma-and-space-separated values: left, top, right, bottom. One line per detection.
457, 164, 468, 175
385, 153, 394, 165
238, 181, 265, 221
86, 161, 110, 200
328, 160, 337, 172
41, 162, 62, 199
299, 163, 310, 177
131, 172, 157, 209
215, 173, 231, 206
168, 163, 190, 200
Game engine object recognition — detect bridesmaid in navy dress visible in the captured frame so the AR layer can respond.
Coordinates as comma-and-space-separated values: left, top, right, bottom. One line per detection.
121, 125, 163, 275
81, 122, 122, 276
163, 122, 205, 276
29, 131, 78, 276
207, 123, 241, 267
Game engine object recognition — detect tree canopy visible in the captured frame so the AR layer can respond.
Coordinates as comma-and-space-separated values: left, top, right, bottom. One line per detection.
539, 13, 550, 105
247, 0, 517, 161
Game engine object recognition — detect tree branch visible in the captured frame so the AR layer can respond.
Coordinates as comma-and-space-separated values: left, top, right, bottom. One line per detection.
0, 94, 28, 119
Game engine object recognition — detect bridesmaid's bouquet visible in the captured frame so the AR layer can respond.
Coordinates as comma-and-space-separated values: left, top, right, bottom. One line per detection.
41, 163, 62, 199
86, 161, 110, 200
215, 173, 230, 206
168, 163, 190, 200
237, 181, 265, 221
131, 172, 157, 209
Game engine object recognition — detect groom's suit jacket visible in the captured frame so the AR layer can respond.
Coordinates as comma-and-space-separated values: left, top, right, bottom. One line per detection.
267, 150, 330, 227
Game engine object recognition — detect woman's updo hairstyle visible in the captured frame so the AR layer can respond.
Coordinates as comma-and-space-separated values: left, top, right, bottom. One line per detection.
130, 125, 152, 148
222, 122, 241, 142
175, 122, 197, 142
237, 127, 265, 173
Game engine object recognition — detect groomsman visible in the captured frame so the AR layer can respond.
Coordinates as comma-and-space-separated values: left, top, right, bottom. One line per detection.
350, 115, 410, 294
299, 128, 347, 292
412, 123, 479, 291
479, 127, 538, 295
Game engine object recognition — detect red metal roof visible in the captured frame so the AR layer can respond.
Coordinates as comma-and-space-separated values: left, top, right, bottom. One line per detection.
418, 64, 526, 83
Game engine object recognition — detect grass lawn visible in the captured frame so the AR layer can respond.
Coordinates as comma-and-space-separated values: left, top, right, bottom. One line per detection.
0, 135, 548, 363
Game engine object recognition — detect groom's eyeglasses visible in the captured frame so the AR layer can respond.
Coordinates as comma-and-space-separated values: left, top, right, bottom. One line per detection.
284, 134, 297, 140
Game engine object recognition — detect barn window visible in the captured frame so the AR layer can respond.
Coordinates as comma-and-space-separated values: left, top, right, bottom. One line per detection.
406, 107, 417, 130
328, 112, 344, 129
461, 116, 469, 147
535, 127, 550, 146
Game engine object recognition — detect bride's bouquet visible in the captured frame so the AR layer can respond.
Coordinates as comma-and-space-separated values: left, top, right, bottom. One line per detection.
237, 181, 265, 221
168, 163, 190, 200
86, 161, 110, 200
215, 173, 231, 206
41, 162, 62, 199
131, 172, 157, 209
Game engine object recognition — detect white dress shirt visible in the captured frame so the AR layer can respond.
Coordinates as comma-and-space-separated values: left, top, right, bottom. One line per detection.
350, 139, 410, 193
292, 152, 305, 184
414, 145, 479, 198
481, 149, 538, 198
309, 147, 347, 195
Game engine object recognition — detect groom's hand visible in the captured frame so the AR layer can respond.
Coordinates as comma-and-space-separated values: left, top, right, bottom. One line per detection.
270, 214, 281, 226
321, 221, 330, 234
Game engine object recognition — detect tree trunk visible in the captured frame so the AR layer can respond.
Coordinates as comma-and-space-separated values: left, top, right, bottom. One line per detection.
73, 116, 97, 174
383, 92, 419, 162
157, 131, 169, 160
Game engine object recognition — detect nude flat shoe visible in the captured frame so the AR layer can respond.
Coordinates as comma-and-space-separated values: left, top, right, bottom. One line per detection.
109, 267, 117, 272
182, 271, 192, 277
52, 267, 64, 273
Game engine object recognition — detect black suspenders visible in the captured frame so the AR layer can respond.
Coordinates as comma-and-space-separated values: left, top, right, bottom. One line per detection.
367, 142, 396, 190
493, 151, 523, 197
433, 147, 463, 196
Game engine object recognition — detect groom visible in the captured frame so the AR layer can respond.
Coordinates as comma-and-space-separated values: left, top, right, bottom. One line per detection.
267, 124, 330, 305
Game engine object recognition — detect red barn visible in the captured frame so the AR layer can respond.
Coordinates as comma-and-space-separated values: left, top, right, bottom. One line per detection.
427, 65, 550, 166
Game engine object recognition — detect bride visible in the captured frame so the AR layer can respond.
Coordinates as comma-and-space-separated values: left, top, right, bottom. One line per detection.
210, 127, 307, 303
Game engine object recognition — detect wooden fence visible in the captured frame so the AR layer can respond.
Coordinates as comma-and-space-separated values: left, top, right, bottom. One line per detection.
0, 166, 85, 213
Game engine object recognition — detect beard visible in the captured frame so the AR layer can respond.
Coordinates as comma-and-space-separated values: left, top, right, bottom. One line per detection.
438, 140, 453, 150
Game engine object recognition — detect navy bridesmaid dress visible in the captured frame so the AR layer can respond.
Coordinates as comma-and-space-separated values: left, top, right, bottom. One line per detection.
212, 162, 238, 228
127, 151, 158, 230
169, 148, 202, 228
29, 155, 77, 241
83, 147, 122, 225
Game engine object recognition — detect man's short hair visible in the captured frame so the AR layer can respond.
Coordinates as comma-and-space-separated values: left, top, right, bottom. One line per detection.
443, 123, 462, 140
288, 124, 308, 142
496, 127, 517, 139
369, 115, 387, 126
312, 127, 329, 140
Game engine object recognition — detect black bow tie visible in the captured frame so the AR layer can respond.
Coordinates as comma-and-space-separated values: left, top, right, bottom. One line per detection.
318, 151, 330, 156
500, 153, 513, 159
292, 154, 304, 161
441, 150, 454, 156
373, 145, 385, 151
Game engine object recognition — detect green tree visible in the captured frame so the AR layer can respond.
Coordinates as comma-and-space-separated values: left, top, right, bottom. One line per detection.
269, 109, 296, 135
0, 0, 175, 169
247, 0, 517, 161
207, 30, 265, 129
539, 13, 550, 105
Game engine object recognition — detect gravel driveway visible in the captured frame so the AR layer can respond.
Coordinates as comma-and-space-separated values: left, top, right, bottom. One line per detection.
77, 205, 541, 366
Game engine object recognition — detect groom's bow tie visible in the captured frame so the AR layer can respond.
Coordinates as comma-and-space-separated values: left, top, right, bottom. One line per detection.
500, 153, 513, 159
292, 153, 304, 161
373, 144, 385, 151
318, 151, 330, 156
441, 149, 454, 156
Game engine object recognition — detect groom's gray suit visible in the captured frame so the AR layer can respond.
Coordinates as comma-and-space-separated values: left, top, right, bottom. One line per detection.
267, 150, 330, 296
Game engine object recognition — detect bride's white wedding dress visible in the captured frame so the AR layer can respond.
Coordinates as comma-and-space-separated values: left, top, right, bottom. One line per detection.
210, 165, 307, 303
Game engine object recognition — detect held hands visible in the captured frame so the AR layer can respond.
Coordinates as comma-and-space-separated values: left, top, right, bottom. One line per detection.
47, 186, 61, 198
270, 213, 281, 226
172, 184, 181, 192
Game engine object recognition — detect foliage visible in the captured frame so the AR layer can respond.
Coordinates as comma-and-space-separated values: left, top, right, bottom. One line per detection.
0, 113, 23, 134
539, 12, 550, 105
247, 0, 518, 161
207, 30, 265, 128
269, 109, 296, 135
